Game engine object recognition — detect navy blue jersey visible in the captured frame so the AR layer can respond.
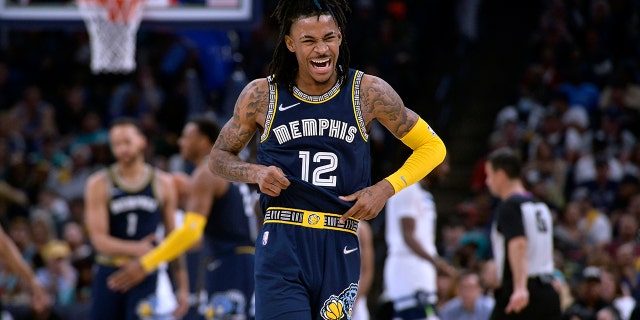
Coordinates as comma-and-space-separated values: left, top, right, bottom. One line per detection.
107, 165, 162, 241
204, 182, 255, 256
257, 69, 371, 214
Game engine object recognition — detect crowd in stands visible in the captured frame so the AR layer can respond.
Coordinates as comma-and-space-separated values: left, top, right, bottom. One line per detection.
451, 0, 640, 319
0, 0, 639, 319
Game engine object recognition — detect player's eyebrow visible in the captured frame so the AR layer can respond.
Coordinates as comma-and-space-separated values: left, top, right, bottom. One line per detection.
299, 31, 337, 40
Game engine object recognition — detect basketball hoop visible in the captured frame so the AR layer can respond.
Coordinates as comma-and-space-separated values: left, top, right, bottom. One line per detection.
77, 0, 145, 73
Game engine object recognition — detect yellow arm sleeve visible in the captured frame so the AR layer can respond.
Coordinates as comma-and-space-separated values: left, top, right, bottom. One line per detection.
140, 212, 206, 273
384, 117, 446, 193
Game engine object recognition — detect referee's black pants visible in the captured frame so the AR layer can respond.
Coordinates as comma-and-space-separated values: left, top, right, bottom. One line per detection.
490, 276, 561, 320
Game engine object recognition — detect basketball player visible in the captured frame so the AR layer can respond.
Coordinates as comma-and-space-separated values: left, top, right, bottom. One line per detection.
207, 1, 447, 319
484, 148, 561, 320
384, 155, 456, 319
0, 225, 51, 317
108, 118, 258, 319
84, 118, 189, 320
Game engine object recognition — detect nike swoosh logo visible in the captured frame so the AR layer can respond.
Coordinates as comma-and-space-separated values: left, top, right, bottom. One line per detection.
278, 102, 301, 111
343, 246, 359, 255
207, 260, 221, 271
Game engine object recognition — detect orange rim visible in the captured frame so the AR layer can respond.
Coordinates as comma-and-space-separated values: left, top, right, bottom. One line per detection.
85, 0, 143, 23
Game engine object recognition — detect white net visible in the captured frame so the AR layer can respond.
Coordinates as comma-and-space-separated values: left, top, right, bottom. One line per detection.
77, 0, 145, 73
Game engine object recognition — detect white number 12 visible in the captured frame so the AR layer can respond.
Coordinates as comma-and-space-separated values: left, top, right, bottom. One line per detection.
299, 151, 338, 187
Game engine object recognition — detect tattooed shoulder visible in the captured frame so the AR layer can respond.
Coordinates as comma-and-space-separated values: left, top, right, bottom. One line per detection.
359, 74, 417, 137
235, 78, 270, 124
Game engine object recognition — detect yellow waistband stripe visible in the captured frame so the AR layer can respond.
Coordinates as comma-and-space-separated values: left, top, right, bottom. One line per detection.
234, 246, 255, 255
264, 206, 359, 235
95, 254, 131, 267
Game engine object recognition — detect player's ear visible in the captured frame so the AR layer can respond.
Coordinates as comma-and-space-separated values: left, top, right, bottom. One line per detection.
139, 134, 148, 150
284, 35, 295, 52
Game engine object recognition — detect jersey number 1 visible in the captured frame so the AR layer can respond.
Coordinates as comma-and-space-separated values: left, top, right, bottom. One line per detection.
126, 213, 138, 236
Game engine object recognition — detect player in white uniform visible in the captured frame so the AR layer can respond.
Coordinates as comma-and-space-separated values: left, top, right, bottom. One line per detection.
384, 157, 456, 319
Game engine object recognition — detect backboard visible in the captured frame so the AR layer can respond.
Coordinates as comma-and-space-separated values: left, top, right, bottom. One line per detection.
0, 0, 260, 29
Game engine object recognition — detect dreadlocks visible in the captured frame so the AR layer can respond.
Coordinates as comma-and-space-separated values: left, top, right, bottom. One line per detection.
268, 0, 351, 92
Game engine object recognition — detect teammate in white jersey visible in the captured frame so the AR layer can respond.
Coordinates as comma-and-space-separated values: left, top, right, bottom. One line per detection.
484, 148, 561, 319
384, 156, 456, 319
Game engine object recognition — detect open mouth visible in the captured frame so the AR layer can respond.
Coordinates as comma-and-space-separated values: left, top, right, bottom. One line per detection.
311, 58, 331, 69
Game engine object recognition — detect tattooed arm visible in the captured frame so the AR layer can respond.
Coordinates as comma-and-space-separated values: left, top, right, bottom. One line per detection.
339, 74, 446, 222
208, 79, 290, 196
360, 75, 419, 139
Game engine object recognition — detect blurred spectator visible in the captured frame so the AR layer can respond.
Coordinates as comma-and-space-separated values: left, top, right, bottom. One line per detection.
514, 83, 546, 132
56, 84, 89, 137
598, 71, 640, 130
599, 268, 635, 320
435, 271, 456, 312
605, 214, 640, 259
454, 231, 490, 271
108, 66, 163, 123
573, 155, 619, 214
555, 201, 589, 278
536, 107, 568, 160
437, 218, 466, 262
6, 217, 38, 266
36, 240, 77, 306
68, 111, 108, 154
30, 212, 57, 269
623, 143, 640, 181
439, 270, 494, 320
597, 108, 637, 163
574, 133, 624, 187
598, 78, 635, 120
574, 192, 612, 248
615, 243, 640, 302
562, 106, 592, 163
557, 65, 600, 114
613, 179, 640, 219
61, 221, 93, 303
524, 137, 568, 209
489, 106, 524, 152
479, 259, 498, 296
0, 112, 26, 174
596, 306, 621, 320
551, 254, 576, 312
61, 222, 92, 266
9, 85, 58, 153
30, 188, 71, 235
564, 266, 611, 320
45, 144, 101, 202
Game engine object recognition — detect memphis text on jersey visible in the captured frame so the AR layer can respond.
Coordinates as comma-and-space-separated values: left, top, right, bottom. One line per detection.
271, 118, 358, 145
109, 195, 159, 215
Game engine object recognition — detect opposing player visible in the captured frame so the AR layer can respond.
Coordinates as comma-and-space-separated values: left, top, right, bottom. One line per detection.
485, 148, 561, 319
207, 1, 447, 319
84, 118, 188, 320
384, 156, 456, 319
108, 118, 259, 319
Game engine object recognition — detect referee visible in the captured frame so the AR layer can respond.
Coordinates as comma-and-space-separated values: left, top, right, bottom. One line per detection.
484, 148, 561, 319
